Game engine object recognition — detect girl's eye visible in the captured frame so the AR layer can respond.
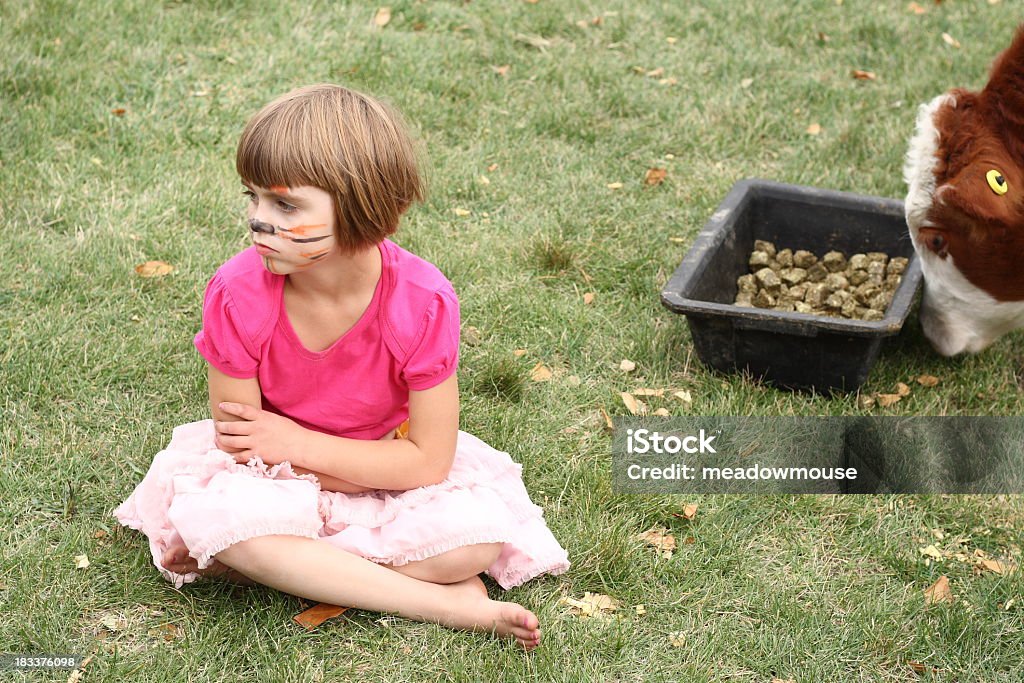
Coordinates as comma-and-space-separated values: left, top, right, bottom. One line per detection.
277, 200, 297, 213
242, 189, 257, 202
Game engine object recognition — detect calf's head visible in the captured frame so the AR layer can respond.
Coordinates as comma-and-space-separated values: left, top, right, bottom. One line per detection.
904, 25, 1024, 355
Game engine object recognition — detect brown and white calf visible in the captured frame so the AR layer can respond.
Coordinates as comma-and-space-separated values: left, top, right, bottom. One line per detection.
904, 25, 1024, 356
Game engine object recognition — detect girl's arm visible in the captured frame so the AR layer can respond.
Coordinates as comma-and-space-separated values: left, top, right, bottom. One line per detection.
207, 365, 373, 494
216, 373, 460, 491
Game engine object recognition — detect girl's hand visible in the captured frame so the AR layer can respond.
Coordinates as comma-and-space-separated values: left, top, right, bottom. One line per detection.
214, 402, 304, 466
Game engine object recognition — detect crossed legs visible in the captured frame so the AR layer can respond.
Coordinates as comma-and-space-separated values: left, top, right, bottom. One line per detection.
161, 537, 540, 648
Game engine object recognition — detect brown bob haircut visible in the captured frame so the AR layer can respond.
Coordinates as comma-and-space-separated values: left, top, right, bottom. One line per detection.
236, 84, 424, 251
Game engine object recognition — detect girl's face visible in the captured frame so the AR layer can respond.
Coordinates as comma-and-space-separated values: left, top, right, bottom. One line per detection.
243, 183, 338, 275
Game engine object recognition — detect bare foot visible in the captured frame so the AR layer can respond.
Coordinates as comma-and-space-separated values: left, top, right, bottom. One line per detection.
443, 576, 542, 650
161, 544, 254, 585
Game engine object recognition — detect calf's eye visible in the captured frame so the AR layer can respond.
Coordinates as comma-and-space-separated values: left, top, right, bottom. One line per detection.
986, 169, 1008, 196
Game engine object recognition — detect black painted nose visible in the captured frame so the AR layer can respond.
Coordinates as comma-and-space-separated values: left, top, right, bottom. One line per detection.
249, 218, 276, 235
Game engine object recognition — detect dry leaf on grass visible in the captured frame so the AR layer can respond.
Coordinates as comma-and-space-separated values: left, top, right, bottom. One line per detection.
652, 408, 669, 416
294, 603, 349, 630
619, 359, 636, 372
635, 604, 646, 615
530, 362, 552, 382
919, 544, 944, 560
599, 407, 614, 430
491, 64, 510, 77
673, 390, 693, 405
916, 374, 940, 387
908, 661, 939, 674
896, 382, 911, 397
668, 631, 685, 647
452, 207, 471, 217
638, 527, 676, 558
74, 554, 90, 569
677, 503, 698, 520
806, 123, 822, 136
606, 182, 623, 190
633, 388, 665, 397
942, 32, 961, 48
977, 558, 1015, 575
740, 77, 754, 88
559, 592, 620, 618
908, 2, 927, 13
513, 349, 528, 357
924, 575, 953, 605
373, 7, 391, 27
851, 69, 876, 80
620, 392, 645, 415
583, 292, 595, 305
111, 107, 126, 116
876, 393, 902, 407
135, 261, 174, 278
644, 168, 667, 186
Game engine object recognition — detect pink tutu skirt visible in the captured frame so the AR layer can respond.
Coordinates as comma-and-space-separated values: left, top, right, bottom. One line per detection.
113, 420, 569, 589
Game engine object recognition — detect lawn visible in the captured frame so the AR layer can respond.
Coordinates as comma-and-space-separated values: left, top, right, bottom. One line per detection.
1, 1, 1022, 681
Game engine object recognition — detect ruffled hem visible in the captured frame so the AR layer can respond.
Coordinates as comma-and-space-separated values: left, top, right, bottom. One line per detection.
115, 419, 570, 590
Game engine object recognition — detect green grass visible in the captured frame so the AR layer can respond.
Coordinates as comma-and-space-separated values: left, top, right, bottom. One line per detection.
2, 0, 1023, 680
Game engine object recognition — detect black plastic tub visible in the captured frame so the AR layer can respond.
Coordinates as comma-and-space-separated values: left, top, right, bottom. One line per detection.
660, 179, 923, 393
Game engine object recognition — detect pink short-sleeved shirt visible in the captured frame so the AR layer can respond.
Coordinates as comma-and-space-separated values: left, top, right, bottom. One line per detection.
193, 240, 459, 440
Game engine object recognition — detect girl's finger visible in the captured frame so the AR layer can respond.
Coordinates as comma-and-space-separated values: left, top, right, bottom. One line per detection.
215, 420, 251, 435
219, 402, 259, 420
216, 434, 248, 450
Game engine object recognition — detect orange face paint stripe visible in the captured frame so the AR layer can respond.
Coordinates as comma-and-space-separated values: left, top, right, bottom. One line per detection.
300, 248, 331, 259
286, 223, 328, 237
269, 185, 289, 194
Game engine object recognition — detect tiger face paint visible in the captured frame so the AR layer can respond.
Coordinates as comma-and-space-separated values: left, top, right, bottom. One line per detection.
242, 184, 338, 275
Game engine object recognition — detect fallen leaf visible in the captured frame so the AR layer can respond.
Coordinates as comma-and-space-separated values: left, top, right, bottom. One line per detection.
851, 69, 876, 80
294, 603, 349, 630
478, 175, 490, 185
619, 359, 636, 372
583, 292, 595, 305
111, 107, 126, 116
807, 123, 822, 136
668, 237, 687, 244
638, 527, 677, 554
644, 168, 667, 186
530, 362, 553, 382
606, 182, 624, 190
896, 382, 911, 397
908, 661, 939, 674
491, 64, 510, 77
452, 207, 471, 216
740, 77, 754, 88
100, 615, 123, 632
373, 7, 391, 27
916, 374, 940, 387
633, 388, 665, 397
487, 163, 499, 172
135, 261, 174, 278
658, 77, 678, 87
599, 407, 614, 430
919, 544, 944, 560
666, 36, 677, 44
978, 558, 1013, 575
635, 604, 646, 615
941, 32, 961, 49
877, 393, 902, 407
620, 391, 643, 415
668, 631, 685, 647
645, 67, 665, 78
148, 623, 180, 642
681, 503, 698, 520
559, 592, 620, 617
673, 390, 693, 404
68, 671, 84, 683
75, 554, 90, 569
908, 1, 927, 13
513, 349, 528, 357
858, 394, 876, 409
653, 408, 670, 416
924, 575, 953, 605
93, 530, 107, 539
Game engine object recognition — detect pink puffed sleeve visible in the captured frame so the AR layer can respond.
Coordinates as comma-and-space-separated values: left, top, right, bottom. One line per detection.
401, 285, 460, 391
193, 274, 260, 379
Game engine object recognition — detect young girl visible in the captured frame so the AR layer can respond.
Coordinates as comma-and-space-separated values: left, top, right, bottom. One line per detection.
114, 84, 569, 649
